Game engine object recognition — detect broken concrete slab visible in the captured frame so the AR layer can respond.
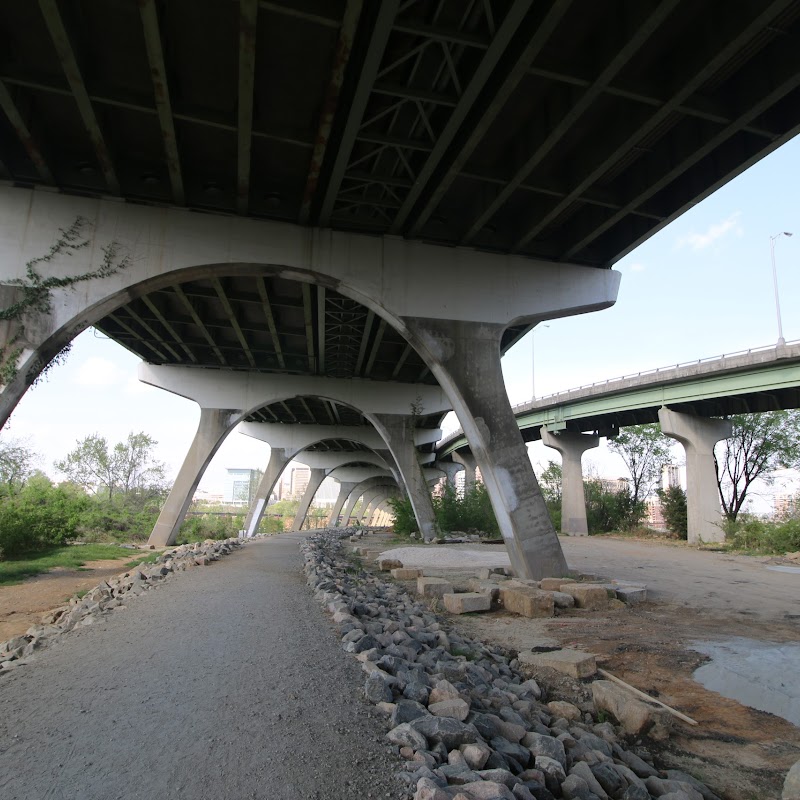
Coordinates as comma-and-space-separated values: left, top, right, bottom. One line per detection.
615, 585, 647, 604
377, 558, 403, 571
417, 577, 454, 598
498, 586, 554, 618
592, 680, 672, 738
517, 649, 597, 679
443, 592, 492, 614
466, 579, 502, 600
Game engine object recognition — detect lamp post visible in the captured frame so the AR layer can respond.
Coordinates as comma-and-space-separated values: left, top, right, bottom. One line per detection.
770, 231, 792, 346
531, 323, 550, 400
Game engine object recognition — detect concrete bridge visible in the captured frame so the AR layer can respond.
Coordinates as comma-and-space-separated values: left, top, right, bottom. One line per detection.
439, 341, 800, 542
1, 2, 800, 578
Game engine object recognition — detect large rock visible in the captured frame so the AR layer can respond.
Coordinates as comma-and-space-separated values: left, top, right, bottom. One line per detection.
458, 781, 515, 799
645, 776, 704, 800
387, 722, 428, 750
414, 777, 451, 800
498, 586, 554, 618
517, 648, 597, 679
429, 698, 470, 721
410, 716, 480, 749
365, 671, 394, 703
429, 679, 461, 704
460, 742, 492, 771
522, 732, 566, 768
378, 558, 404, 571
592, 680, 672, 737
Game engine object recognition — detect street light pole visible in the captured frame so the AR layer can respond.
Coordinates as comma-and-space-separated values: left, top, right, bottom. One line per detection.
770, 231, 792, 347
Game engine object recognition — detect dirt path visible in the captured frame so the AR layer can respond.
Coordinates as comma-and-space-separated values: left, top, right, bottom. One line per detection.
0, 536, 400, 800
0, 559, 137, 641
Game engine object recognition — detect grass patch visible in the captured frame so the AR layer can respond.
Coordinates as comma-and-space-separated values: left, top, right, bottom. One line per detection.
0, 544, 133, 587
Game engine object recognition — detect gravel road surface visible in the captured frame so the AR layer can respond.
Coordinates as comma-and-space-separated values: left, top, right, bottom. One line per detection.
0, 535, 401, 800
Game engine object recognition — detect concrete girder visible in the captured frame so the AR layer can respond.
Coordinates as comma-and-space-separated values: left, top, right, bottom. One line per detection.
138, 365, 452, 417
436, 460, 463, 488
242, 446, 292, 536
295, 451, 388, 470
239, 421, 441, 449
0, 186, 619, 427
452, 451, 477, 491
326, 466, 393, 484
541, 428, 599, 536
329, 480, 357, 527
658, 407, 732, 544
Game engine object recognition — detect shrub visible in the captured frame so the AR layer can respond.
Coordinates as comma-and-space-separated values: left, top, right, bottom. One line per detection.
176, 513, 244, 544
725, 515, 800, 554
387, 495, 418, 535
584, 480, 644, 534
0, 475, 90, 558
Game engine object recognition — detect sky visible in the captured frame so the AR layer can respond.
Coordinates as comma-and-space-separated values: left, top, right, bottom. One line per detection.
4, 134, 800, 512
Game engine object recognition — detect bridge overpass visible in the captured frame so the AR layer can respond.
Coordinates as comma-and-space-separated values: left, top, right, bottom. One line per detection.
438, 341, 800, 542
1, 1, 800, 578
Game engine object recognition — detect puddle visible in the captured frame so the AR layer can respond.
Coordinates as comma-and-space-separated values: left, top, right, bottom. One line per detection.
691, 638, 800, 726
765, 565, 800, 574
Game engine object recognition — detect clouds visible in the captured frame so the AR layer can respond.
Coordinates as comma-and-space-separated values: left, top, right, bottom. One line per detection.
676, 211, 742, 250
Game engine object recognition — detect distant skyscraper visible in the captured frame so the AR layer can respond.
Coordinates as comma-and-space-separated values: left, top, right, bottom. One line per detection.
224, 468, 258, 505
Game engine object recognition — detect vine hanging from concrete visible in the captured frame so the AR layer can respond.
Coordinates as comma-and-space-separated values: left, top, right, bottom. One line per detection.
0, 216, 130, 386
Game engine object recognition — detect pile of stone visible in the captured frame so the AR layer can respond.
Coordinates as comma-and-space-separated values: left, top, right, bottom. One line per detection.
0, 537, 244, 675
303, 529, 720, 800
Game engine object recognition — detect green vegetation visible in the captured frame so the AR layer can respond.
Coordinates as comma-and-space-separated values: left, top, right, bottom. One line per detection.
0, 543, 133, 586
657, 485, 688, 539
608, 424, 672, 503
584, 480, 644, 534
388, 483, 499, 537
722, 515, 800, 555
176, 513, 244, 544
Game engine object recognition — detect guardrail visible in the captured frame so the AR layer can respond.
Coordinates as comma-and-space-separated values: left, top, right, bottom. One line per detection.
437, 338, 800, 449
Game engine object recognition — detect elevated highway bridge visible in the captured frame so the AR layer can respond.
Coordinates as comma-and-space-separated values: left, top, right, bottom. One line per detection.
439, 341, 800, 543
1, 1, 800, 577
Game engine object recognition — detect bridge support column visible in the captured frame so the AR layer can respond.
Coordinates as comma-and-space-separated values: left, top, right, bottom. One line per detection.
658, 408, 731, 544
437, 460, 463, 490
360, 490, 383, 524
243, 447, 291, 536
373, 414, 439, 542
149, 408, 238, 547
541, 429, 599, 536
452, 452, 477, 491
405, 318, 567, 579
292, 468, 327, 531
329, 481, 357, 527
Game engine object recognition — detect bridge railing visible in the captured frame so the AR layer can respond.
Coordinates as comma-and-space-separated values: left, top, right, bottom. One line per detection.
437, 338, 800, 449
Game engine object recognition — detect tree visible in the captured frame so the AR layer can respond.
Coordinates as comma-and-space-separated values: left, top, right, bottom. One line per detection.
608, 424, 672, 502
657, 485, 688, 539
538, 461, 563, 506
715, 410, 800, 521
56, 432, 166, 504
0, 435, 38, 494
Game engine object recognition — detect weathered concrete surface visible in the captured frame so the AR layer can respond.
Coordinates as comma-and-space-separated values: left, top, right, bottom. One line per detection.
0, 536, 400, 799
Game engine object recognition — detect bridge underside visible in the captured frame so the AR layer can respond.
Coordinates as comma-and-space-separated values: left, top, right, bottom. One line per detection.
1, 1, 799, 266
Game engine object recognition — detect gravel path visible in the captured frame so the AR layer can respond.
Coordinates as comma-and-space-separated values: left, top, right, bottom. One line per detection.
0, 535, 401, 800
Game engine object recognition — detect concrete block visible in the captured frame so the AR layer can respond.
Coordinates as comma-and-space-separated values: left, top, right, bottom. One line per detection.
417, 577, 454, 598
443, 592, 491, 614
615, 586, 647, 604
498, 586, 554, 618
466, 579, 502, 600
391, 567, 423, 580
377, 558, 403, 571
559, 583, 609, 610
551, 591, 575, 609
517, 649, 597, 679
540, 577, 576, 591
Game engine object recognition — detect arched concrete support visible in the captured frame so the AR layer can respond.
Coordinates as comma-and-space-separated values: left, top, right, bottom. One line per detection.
341, 477, 396, 527
243, 447, 292, 536
372, 413, 438, 542
437, 460, 463, 489
452, 451, 477, 491
658, 408, 732, 544
359, 490, 384, 525
541, 429, 599, 536
292, 468, 327, 531
329, 481, 357, 527
0, 186, 618, 429
149, 408, 241, 546
403, 318, 568, 579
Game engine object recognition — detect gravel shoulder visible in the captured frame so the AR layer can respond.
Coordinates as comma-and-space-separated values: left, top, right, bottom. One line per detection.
0, 535, 401, 800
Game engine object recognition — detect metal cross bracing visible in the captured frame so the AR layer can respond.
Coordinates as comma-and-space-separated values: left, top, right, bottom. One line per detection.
94, 274, 488, 383
1, 1, 799, 268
